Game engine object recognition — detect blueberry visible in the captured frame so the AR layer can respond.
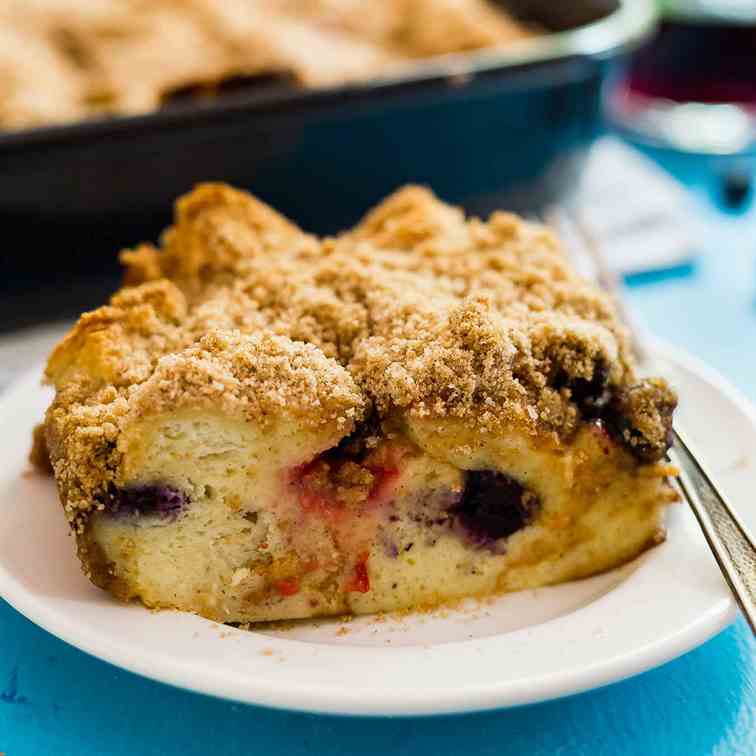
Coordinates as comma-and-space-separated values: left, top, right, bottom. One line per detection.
555, 365, 675, 464
104, 484, 187, 519
382, 534, 399, 558
330, 410, 383, 462
598, 410, 672, 464
598, 380, 676, 464
554, 361, 610, 418
453, 471, 540, 549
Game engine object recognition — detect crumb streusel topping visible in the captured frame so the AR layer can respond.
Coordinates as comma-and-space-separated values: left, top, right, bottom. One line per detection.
1, 0, 535, 130
40, 183, 676, 527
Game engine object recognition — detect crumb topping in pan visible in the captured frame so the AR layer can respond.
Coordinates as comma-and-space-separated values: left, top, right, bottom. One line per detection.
38, 183, 676, 527
0, 0, 536, 130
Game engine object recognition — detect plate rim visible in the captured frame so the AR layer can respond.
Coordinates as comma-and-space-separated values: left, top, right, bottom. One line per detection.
0, 340, 744, 716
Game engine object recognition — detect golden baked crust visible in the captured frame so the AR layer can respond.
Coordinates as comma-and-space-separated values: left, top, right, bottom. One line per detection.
0, 0, 536, 130
35, 183, 680, 623
38, 182, 676, 539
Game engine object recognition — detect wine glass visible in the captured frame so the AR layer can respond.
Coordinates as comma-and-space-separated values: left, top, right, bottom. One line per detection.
605, 0, 756, 207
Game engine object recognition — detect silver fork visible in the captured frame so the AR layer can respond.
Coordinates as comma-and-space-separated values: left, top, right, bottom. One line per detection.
547, 206, 756, 635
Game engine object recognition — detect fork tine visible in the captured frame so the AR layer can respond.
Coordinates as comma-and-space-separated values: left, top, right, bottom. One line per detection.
669, 428, 756, 634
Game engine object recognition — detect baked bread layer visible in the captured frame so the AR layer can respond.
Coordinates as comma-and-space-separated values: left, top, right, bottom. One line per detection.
36, 183, 678, 623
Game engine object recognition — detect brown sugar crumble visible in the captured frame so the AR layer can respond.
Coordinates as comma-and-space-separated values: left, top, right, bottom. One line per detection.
1, 1, 536, 131
35, 183, 676, 531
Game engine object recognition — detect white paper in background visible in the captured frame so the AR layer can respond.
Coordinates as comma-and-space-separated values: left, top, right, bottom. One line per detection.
577, 137, 696, 276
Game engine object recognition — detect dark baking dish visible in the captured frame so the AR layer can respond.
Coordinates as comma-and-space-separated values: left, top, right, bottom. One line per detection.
0, 0, 655, 329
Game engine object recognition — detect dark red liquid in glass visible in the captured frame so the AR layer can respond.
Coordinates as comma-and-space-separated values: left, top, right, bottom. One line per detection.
625, 20, 756, 106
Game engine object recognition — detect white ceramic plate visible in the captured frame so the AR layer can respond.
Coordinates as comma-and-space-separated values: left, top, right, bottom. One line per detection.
0, 343, 751, 716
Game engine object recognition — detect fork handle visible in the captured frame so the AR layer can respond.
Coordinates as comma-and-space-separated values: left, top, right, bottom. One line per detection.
669, 428, 756, 635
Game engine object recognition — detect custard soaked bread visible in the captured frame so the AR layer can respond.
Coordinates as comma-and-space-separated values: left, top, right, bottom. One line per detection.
35, 184, 678, 622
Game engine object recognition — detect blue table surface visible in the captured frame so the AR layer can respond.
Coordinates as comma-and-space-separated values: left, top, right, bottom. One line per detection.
2, 142, 755, 756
